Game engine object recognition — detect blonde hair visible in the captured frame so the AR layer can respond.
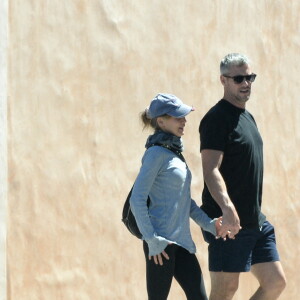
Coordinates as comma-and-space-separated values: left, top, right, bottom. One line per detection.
140, 108, 170, 131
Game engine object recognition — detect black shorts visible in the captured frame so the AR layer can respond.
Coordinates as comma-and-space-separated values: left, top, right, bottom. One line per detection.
202, 221, 280, 272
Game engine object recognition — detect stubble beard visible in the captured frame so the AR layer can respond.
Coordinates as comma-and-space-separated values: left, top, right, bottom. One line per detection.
237, 90, 251, 103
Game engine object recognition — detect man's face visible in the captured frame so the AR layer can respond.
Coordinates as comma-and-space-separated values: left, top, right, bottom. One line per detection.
221, 64, 254, 106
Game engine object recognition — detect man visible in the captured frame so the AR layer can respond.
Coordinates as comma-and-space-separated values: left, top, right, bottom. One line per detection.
199, 53, 286, 300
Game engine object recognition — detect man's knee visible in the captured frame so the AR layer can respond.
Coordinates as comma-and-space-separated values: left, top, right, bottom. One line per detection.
263, 273, 286, 294
210, 284, 239, 300
252, 262, 287, 295
210, 272, 239, 300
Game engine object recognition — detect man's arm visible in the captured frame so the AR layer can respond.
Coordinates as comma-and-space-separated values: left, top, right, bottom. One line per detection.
201, 149, 241, 237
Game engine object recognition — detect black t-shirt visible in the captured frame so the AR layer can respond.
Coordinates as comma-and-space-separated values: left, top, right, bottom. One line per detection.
199, 99, 266, 229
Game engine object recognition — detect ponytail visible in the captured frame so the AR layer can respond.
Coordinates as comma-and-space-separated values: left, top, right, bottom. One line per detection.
140, 108, 159, 130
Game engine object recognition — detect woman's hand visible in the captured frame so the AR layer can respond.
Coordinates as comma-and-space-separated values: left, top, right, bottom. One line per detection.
149, 250, 170, 266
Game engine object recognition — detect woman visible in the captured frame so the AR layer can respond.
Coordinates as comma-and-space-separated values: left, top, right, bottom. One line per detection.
130, 93, 221, 300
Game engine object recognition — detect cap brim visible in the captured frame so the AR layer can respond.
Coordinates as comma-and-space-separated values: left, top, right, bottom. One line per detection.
168, 104, 194, 118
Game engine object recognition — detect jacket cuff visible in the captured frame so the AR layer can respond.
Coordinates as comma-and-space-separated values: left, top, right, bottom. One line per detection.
145, 235, 169, 256
203, 218, 217, 236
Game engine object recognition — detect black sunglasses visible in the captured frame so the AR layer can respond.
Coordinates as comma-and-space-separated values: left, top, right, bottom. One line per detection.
223, 74, 257, 84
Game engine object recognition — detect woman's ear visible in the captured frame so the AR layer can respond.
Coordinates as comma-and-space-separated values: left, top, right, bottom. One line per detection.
157, 117, 164, 129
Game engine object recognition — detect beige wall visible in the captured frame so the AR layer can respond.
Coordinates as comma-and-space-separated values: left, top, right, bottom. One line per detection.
0, 0, 8, 299
5, 1, 300, 299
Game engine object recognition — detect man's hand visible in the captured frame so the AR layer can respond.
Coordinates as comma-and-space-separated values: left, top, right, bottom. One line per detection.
220, 204, 241, 238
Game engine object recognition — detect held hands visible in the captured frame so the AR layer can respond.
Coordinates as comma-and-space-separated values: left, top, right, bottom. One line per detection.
215, 208, 242, 240
215, 217, 234, 240
222, 204, 242, 238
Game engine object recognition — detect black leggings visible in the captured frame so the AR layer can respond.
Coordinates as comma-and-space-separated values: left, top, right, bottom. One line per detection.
143, 242, 208, 300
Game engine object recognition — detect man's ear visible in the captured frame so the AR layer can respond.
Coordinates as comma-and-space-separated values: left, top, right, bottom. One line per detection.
220, 75, 226, 86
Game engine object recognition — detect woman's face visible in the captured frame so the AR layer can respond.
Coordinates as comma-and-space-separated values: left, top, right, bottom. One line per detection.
157, 116, 187, 137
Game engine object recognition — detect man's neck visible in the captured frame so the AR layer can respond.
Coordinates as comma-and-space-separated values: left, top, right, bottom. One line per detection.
223, 97, 246, 109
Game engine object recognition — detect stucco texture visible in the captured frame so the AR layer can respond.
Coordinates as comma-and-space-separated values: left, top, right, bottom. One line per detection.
7, 1, 300, 299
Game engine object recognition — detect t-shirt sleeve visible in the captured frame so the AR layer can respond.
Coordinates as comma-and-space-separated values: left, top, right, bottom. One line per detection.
199, 111, 229, 152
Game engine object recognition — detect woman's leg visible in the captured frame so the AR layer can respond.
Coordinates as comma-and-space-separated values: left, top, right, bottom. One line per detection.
143, 241, 176, 300
173, 246, 208, 300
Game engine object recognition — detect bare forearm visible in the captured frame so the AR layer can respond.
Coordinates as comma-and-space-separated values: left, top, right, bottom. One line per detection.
201, 149, 241, 236
204, 168, 241, 235
204, 168, 233, 210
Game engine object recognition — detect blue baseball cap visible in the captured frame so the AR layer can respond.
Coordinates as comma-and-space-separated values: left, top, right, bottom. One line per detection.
148, 93, 194, 118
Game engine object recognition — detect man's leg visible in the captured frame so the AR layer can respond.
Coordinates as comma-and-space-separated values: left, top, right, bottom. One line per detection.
209, 272, 240, 300
249, 221, 286, 299
250, 261, 286, 300
201, 229, 256, 300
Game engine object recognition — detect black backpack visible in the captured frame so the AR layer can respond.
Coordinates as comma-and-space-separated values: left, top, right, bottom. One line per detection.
121, 186, 150, 239
121, 145, 185, 239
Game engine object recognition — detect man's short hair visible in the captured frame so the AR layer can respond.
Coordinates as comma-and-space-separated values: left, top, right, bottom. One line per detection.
220, 53, 250, 75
